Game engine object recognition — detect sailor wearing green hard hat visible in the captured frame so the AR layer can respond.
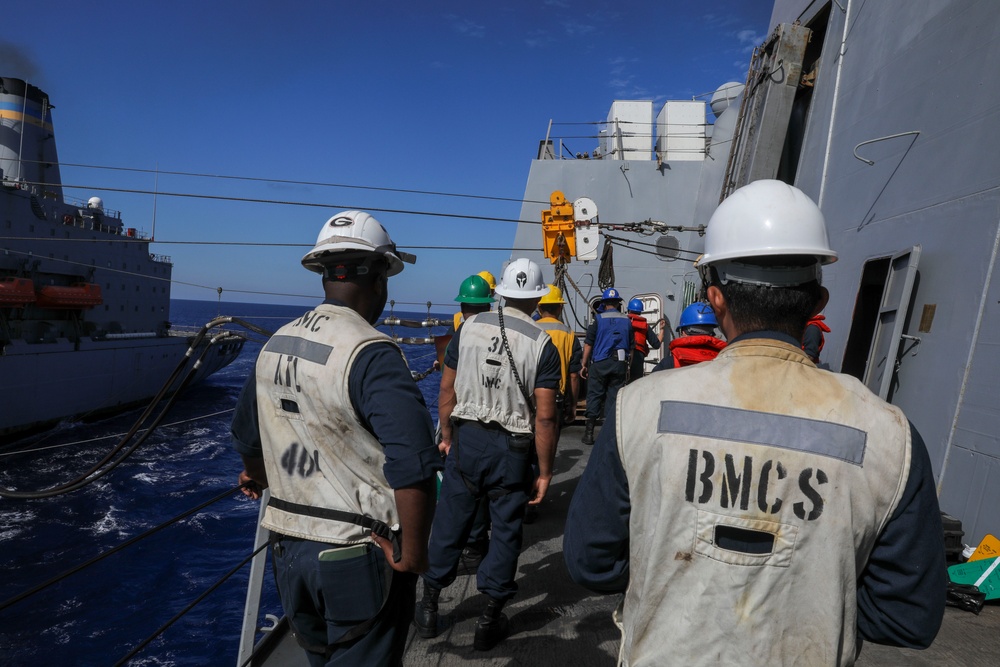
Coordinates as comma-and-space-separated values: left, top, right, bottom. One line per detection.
451, 274, 495, 332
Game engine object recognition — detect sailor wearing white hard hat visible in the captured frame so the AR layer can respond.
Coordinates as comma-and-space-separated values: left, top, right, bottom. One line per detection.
415, 258, 561, 651
233, 210, 440, 666
565, 180, 945, 665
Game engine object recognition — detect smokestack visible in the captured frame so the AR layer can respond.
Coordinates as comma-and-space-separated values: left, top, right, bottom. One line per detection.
0, 76, 63, 200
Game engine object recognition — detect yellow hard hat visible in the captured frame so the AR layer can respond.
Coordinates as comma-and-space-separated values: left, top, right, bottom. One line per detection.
477, 270, 497, 291
538, 284, 565, 305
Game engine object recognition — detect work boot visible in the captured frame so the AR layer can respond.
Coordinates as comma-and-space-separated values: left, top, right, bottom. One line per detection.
414, 581, 441, 639
473, 597, 509, 651
581, 418, 596, 446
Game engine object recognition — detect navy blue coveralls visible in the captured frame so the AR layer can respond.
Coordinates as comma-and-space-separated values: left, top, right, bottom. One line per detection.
584, 309, 633, 420
231, 298, 442, 667
422, 322, 560, 602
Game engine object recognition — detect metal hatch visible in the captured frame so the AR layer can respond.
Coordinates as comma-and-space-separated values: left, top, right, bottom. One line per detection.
721, 22, 812, 200
863, 245, 921, 400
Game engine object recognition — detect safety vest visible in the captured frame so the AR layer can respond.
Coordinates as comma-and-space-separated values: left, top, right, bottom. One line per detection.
451, 308, 548, 434
255, 304, 401, 544
536, 316, 576, 394
804, 314, 831, 355
592, 310, 631, 363
669, 334, 726, 367
615, 338, 912, 666
628, 313, 651, 356
453, 311, 463, 331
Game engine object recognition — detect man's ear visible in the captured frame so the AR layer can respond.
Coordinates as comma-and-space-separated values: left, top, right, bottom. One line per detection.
706, 285, 726, 321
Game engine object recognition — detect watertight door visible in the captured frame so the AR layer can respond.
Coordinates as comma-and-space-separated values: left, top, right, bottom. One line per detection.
863, 245, 921, 400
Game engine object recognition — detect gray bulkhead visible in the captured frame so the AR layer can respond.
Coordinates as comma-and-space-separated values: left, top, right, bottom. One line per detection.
771, 0, 1000, 541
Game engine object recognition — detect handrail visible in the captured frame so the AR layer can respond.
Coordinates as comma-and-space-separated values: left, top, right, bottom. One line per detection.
238, 489, 272, 667
853, 131, 920, 165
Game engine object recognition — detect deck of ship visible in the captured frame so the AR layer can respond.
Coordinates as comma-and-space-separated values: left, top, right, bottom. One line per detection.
258, 421, 999, 666
402, 422, 999, 666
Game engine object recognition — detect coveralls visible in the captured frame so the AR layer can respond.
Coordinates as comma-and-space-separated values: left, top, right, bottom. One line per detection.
583, 309, 633, 420
422, 308, 560, 602
231, 299, 441, 667
564, 331, 946, 666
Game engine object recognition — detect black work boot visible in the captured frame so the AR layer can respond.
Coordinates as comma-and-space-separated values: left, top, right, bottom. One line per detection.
473, 597, 509, 651
414, 581, 441, 639
581, 418, 596, 445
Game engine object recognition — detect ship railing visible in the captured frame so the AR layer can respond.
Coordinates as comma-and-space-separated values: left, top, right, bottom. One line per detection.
238, 490, 282, 666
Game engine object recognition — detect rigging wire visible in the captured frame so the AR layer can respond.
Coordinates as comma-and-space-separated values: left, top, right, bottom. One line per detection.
27, 182, 535, 226
23, 157, 551, 206
113, 541, 269, 667
0, 322, 252, 499
0, 409, 236, 458
0, 484, 246, 613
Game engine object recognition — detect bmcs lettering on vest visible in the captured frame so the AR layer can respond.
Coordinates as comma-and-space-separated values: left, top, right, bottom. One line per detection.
685, 449, 827, 521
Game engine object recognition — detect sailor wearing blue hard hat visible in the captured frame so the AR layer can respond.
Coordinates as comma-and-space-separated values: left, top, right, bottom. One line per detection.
579, 286, 633, 444
625, 297, 665, 384
652, 301, 727, 371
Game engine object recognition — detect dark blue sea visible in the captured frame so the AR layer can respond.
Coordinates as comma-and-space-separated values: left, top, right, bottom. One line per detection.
0, 299, 449, 666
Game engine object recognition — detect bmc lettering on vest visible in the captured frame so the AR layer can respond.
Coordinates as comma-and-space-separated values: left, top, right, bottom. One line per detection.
280, 442, 320, 478
292, 310, 330, 332
685, 449, 827, 521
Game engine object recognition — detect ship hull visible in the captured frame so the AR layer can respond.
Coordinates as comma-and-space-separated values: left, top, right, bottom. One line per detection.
0, 334, 242, 442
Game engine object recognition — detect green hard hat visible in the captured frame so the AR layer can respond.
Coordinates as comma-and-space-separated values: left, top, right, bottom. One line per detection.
455, 274, 495, 304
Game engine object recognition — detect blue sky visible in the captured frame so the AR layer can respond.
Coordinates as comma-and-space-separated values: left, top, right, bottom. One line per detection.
3, 1, 772, 308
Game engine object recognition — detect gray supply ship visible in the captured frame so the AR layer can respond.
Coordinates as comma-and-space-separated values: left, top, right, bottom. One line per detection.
0, 76, 244, 442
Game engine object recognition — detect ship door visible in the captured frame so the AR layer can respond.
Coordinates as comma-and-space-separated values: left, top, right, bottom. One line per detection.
842, 246, 921, 401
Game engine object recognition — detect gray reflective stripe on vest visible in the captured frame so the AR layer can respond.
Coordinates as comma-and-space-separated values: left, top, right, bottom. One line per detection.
657, 400, 867, 465
474, 312, 545, 340
263, 334, 334, 365
536, 320, 570, 332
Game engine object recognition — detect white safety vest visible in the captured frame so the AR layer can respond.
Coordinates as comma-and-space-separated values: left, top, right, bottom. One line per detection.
451, 308, 548, 434
255, 304, 401, 544
615, 338, 912, 667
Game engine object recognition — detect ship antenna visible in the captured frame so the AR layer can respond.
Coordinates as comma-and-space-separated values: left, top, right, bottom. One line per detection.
151, 162, 159, 241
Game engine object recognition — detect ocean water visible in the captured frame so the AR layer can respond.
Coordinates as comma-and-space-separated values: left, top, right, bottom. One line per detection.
0, 299, 449, 666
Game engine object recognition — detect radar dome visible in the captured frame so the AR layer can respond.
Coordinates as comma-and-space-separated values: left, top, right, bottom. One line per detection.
87, 196, 105, 211
710, 82, 744, 119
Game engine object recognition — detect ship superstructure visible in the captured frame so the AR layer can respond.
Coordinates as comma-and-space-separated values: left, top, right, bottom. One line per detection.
511, 0, 1000, 543
0, 76, 242, 440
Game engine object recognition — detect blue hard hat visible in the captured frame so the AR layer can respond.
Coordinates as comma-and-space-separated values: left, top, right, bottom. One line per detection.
678, 302, 717, 329
602, 287, 621, 301
627, 298, 644, 313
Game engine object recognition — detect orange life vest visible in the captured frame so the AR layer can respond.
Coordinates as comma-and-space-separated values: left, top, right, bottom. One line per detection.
628, 312, 651, 355
803, 314, 831, 356
669, 335, 726, 367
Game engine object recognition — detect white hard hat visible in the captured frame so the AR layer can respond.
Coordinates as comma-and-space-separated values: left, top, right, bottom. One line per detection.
696, 180, 837, 286
301, 211, 415, 276
494, 258, 549, 299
